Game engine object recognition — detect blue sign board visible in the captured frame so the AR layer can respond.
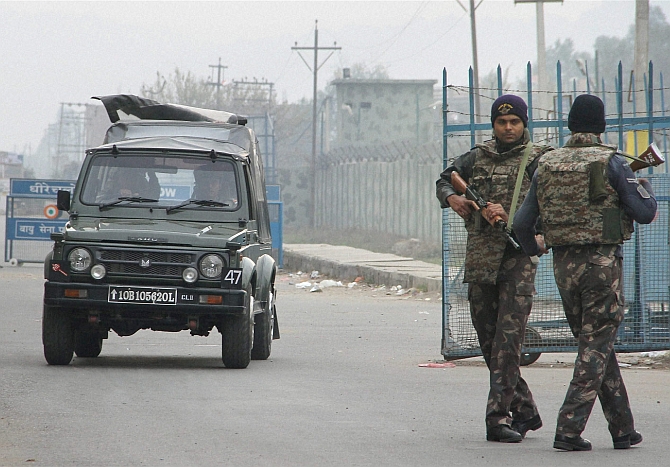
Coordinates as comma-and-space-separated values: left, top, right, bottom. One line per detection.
10, 179, 75, 198
159, 184, 191, 201
7, 219, 66, 240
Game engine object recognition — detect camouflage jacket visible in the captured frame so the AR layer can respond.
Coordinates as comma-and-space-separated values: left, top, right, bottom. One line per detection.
436, 130, 553, 284
537, 133, 634, 247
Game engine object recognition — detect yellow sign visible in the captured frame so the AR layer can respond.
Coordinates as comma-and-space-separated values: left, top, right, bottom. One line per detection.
626, 131, 650, 156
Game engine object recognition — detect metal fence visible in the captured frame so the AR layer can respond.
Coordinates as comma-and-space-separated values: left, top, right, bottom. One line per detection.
442, 61, 670, 362
315, 146, 443, 242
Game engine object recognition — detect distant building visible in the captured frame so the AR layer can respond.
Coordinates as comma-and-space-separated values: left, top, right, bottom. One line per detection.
331, 78, 438, 148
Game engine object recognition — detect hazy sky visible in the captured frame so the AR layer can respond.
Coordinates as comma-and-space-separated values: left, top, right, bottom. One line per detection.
2, 0, 669, 155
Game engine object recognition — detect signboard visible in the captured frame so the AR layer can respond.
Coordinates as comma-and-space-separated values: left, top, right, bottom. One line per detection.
5, 178, 75, 262
10, 179, 75, 198
7, 219, 66, 240
159, 184, 192, 201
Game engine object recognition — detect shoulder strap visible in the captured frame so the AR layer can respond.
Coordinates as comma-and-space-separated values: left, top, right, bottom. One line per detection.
506, 142, 533, 233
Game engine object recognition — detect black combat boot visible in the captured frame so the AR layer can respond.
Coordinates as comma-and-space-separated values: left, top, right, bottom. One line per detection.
553, 434, 592, 451
487, 425, 522, 443
511, 415, 542, 438
613, 430, 643, 449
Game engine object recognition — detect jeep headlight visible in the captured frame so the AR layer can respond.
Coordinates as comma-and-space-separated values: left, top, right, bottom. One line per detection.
68, 247, 92, 272
199, 254, 224, 279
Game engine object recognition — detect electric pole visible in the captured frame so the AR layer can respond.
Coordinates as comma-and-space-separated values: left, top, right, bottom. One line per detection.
207, 57, 228, 110
515, 0, 563, 119
292, 20, 341, 228
634, 0, 649, 104
457, 0, 482, 128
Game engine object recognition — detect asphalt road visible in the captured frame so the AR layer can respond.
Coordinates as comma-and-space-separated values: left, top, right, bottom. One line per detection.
1, 266, 669, 466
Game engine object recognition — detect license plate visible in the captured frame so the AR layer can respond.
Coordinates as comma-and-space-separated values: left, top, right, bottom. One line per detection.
108, 286, 178, 305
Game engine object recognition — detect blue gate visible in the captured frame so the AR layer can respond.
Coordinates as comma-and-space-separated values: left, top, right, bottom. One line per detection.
441, 61, 670, 361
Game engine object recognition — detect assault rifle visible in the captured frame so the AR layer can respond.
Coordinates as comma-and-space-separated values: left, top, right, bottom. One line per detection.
626, 142, 665, 172
450, 171, 520, 250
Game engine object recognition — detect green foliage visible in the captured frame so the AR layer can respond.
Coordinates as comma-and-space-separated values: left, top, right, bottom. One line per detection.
512, 6, 670, 94
595, 6, 670, 84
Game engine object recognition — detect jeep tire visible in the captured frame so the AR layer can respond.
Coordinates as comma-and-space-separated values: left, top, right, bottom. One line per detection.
42, 304, 74, 365
221, 286, 254, 368
251, 301, 274, 361
74, 329, 103, 358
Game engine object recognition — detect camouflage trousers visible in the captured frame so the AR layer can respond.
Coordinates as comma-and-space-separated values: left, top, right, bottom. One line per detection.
468, 250, 539, 428
553, 245, 634, 438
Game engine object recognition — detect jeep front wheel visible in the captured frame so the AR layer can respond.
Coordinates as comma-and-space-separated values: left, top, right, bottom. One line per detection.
42, 304, 74, 365
251, 297, 274, 360
221, 286, 254, 368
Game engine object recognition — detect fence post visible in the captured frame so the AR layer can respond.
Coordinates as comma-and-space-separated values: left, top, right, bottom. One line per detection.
527, 61, 534, 135
468, 67, 476, 147
557, 60, 565, 147
617, 61, 625, 150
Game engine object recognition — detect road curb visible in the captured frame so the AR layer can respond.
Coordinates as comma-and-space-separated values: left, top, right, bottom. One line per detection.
283, 244, 442, 292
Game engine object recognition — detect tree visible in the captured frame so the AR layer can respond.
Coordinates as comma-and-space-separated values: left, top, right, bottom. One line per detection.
593, 6, 670, 90
140, 68, 275, 116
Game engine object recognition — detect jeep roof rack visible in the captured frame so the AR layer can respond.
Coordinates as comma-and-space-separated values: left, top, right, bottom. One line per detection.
93, 94, 247, 126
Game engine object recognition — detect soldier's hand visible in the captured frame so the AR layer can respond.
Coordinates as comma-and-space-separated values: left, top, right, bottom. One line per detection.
447, 195, 478, 219
484, 203, 508, 223
535, 234, 549, 255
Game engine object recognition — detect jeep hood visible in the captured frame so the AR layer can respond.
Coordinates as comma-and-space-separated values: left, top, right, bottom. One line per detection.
63, 217, 246, 248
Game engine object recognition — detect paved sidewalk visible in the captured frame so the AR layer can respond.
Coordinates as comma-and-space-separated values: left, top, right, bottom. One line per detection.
283, 243, 442, 292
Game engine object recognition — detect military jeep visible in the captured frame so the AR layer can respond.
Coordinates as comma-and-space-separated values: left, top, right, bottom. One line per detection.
42, 95, 278, 368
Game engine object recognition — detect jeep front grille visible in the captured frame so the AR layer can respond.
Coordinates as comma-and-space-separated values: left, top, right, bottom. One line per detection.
98, 249, 193, 278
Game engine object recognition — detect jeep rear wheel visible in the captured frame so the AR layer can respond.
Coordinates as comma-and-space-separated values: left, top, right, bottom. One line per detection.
42, 304, 74, 365
221, 286, 253, 368
251, 300, 274, 360
74, 329, 103, 358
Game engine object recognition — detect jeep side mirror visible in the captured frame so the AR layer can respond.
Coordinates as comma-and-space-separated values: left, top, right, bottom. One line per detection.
56, 190, 71, 211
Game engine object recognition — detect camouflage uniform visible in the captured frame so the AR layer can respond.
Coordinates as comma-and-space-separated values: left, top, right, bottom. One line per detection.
534, 133, 643, 438
436, 129, 553, 429
552, 244, 633, 438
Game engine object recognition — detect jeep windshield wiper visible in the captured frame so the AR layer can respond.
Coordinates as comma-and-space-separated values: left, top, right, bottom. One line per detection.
166, 199, 229, 213
99, 196, 159, 210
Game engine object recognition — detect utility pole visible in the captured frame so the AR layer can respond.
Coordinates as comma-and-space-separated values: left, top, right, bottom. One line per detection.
231, 78, 275, 111
457, 0, 482, 128
207, 57, 228, 110
515, 0, 563, 119
292, 20, 341, 228
634, 0, 649, 103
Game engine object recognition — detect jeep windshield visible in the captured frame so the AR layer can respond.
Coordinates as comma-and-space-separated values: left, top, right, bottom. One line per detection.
80, 153, 240, 211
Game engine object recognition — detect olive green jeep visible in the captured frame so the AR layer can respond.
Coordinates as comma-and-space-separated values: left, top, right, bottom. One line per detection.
43, 95, 278, 368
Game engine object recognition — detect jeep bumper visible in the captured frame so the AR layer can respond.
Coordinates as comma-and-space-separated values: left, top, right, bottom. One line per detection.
44, 281, 247, 317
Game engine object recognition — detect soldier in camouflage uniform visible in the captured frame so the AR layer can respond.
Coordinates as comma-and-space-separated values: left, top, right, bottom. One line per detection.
513, 94, 657, 451
436, 95, 553, 443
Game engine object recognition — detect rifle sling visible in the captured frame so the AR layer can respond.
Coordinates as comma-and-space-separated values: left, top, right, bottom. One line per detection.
506, 142, 533, 234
